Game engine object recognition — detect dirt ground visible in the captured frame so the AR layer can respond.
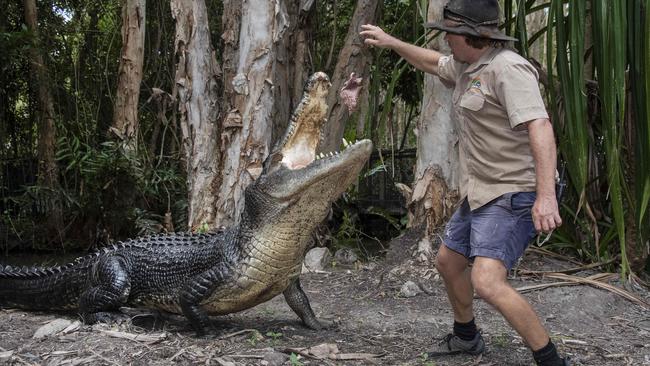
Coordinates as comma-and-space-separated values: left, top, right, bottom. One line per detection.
1, 229, 649, 366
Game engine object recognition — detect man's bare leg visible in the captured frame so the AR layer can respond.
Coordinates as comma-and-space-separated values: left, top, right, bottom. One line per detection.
435, 244, 474, 323
471, 256, 550, 350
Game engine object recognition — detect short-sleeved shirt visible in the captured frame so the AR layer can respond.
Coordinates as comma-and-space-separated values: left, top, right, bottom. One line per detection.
437, 47, 549, 210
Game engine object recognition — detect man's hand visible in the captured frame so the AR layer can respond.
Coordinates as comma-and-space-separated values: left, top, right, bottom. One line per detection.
359, 24, 442, 75
359, 24, 397, 49
531, 193, 562, 233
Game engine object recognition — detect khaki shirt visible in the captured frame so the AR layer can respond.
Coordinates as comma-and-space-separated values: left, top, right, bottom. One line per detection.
437, 47, 549, 210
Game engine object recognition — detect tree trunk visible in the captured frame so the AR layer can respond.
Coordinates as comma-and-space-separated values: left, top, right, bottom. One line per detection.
526, 0, 548, 64
111, 0, 146, 150
23, 0, 63, 235
215, 0, 293, 228
275, 0, 315, 141
320, 0, 380, 153
406, 0, 459, 238
170, 0, 222, 231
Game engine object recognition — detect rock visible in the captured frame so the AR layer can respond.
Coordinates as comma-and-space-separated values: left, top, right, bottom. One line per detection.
307, 343, 339, 358
399, 281, 423, 298
61, 320, 81, 334
303, 247, 331, 272
362, 262, 378, 271
334, 248, 358, 265
414, 238, 434, 263
33, 318, 73, 338
261, 348, 289, 366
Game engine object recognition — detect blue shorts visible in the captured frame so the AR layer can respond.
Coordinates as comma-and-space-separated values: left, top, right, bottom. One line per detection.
442, 192, 538, 270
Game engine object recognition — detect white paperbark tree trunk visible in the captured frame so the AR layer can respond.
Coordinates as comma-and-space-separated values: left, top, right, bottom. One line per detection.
406, 0, 459, 238
171, 0, 221, 230
111, 0, 146, 150
274, 0, 315, 141
215, 0, 293, 228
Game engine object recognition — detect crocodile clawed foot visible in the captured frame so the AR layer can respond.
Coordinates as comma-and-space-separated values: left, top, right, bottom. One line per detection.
303, 317, 337, 331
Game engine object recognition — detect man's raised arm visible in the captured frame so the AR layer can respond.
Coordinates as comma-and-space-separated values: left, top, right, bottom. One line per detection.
360, 24, 442, 75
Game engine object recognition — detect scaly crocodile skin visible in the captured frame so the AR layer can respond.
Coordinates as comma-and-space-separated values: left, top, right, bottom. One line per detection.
0, 72, 372, 336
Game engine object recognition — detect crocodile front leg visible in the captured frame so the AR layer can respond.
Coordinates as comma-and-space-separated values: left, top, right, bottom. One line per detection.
283, 277, 323, 330
179, 263, 232, 336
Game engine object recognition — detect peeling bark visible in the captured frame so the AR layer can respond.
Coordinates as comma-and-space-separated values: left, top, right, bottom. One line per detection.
215, 0, 294, 228
111, 0, 146, 150
171, 0, 222, 230
408, 0, 459, 233
320, 0, 380, 153
276, 0, 315, 141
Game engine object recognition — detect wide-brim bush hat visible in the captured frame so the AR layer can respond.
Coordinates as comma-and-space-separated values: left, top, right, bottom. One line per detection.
425, 0, 518, 42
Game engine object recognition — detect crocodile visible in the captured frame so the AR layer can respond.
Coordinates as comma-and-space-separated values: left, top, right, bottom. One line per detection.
0, 72, 372, 335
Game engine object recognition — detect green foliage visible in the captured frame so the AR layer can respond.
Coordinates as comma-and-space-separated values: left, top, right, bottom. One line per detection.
334, 209, 363, 248
1, 122, 186, 250
0, 26, 31, 73
332, 161, 404, 259
361, 0, 425, 152
196, 222, 210, 234
56, 129, 186, 244
592, 0, 629, 277
517, 0, 650, 275
628, 0, 650, 271
314, 0, 356, 73
289, 353, 303, 366
246, 330, 264, 347
549, 0, 589, 198
265, 331, 283, 345
418, 352, 435, 365
0, 0, 194, 251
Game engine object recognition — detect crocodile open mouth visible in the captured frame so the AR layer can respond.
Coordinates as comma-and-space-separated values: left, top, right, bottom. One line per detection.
257, 71, 370, 201
278, 72, 363, 171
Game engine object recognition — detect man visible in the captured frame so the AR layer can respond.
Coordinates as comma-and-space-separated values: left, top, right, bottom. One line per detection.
360, 0, 568, 365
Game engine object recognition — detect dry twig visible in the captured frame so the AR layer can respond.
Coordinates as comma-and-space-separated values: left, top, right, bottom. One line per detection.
99, 330, 167, 344
218, 328, 260, 339
544, 273, 650, 309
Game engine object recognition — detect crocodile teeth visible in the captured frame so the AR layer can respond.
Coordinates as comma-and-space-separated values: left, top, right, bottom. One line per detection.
342, 138, 350, 147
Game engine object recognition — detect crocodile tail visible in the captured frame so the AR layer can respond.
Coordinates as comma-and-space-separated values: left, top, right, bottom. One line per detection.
0, 263, 86, 311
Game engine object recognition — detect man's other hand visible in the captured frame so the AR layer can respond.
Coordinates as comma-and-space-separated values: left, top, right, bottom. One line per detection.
532, 193, 562, 233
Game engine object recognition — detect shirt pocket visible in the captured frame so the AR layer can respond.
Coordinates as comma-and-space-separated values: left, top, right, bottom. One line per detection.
459, 92, 485, 112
